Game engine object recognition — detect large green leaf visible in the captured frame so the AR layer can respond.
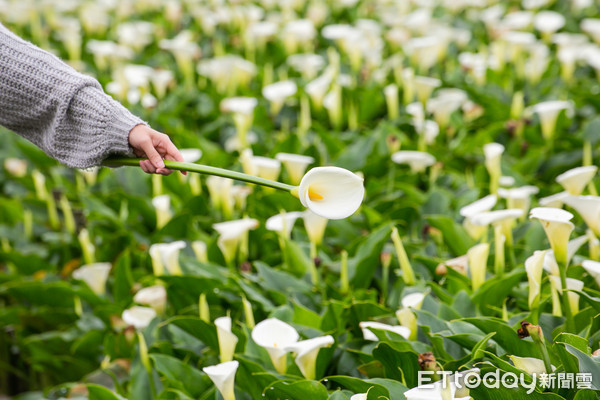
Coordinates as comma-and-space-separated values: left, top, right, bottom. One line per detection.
264, 379, 329, 400
87, 384, 127, 400
564, 344, 600, 390
150, 354, 212, 398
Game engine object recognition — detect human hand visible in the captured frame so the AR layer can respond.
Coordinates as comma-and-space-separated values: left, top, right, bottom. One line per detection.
128, 125, 186, 175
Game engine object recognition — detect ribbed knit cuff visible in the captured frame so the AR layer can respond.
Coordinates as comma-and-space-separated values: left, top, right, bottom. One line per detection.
103, 99, 147, 158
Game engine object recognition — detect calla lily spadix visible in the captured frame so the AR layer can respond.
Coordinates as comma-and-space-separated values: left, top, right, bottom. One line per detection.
203, 360, 239, 400
72, 262, 112, 296
103, 159, 365, 220
284, 335, 334, 380
251, 318, 299, 374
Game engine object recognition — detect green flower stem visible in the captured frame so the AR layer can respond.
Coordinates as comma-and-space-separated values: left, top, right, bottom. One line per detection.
558, 260, 575, 333
103, 158, 296, 192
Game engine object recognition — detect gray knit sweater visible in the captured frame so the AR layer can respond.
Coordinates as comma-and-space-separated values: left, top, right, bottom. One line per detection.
0, 22, 143, 168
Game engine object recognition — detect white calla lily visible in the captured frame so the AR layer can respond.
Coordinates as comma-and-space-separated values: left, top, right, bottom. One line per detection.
391, 151, 436, 173
543, 235, 589, 276
213, 218, 259, 265
122, 306, 157, 330
203, 360, 239, 400
4, 158, 27, 177
401, 292, 427, 309
251, 156, 281, 181
359, 321, 411, 341
284, 335, 334, 380
468, 243, 489, 291
350, 394, 367, 400
510, 356, 554, 376
549, 276, 584, 314
528, 100, 572, 140
215, 316, 239, 363
133, 285, 167, 314
179, 148, 203, 163
275, 153, 315, 185
149, 241, 186, 276
556, 166, 597, 195
403, 369, 480, 400
563, 195, 600, 236
469, 209, 524, 227
295, 167, 364, 220
483, 143, 504, 193
582, 260, 600, 288
262, 80, 297, 115
72, 262, 111, 295
266, 211, 304, 239
539, 191, 570, 208
303, 210, 328, 246
414, 76, 441, 105
498, 186, 539, 215
525, 251, 546, 309
460, 195, 497, 240
251, 318, 299, 373
530, 207, 574, 267
151, 194, 172, 229
534, 11, 565, 36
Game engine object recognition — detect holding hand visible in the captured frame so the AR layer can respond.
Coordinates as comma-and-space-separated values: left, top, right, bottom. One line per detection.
128, 125, 186, 175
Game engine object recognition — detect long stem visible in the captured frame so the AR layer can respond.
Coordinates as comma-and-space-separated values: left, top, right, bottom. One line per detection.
103, 158, 296, 192
558, 260, 575, 333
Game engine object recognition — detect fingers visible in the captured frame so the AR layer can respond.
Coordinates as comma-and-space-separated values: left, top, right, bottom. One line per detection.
139, 138, 166, 171
161, 134, 187, 175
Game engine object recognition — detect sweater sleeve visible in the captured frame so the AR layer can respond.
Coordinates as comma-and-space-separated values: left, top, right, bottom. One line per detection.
0, 23, 144, 168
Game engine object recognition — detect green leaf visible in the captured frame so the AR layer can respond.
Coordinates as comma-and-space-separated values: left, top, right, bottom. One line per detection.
472, 270, 526, 315
326, 375, 389, 399
460, 317, 540, 358
150, 354, 211, 398
554, 333, 591, 374
166, 317, 218, 351
426, 215, 474, 256
564, 344, 600, 390
88, 384, 127, 400
372, 342, 420, 387
264, 379, 329, 400
350, 224, 393, 288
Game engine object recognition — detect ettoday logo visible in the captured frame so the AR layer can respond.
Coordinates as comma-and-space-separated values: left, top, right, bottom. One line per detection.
417, 370, 594, 395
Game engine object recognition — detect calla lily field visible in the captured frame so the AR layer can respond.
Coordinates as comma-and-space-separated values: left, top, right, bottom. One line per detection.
3, 0, 600, 399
